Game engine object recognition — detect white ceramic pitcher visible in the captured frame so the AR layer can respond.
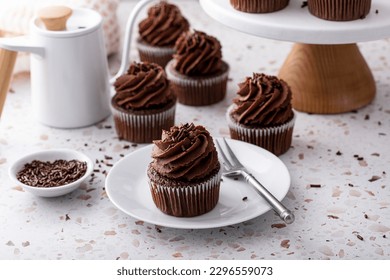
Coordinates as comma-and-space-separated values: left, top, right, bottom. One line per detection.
0, 0, 155, 128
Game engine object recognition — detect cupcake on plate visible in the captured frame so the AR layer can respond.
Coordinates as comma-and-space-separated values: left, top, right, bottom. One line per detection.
307, 0, 371, 21
166, 30, 229, 106
147, 123, 221, 217
229, 0, 289, 13
111, 61, 176, 143
227, 73, 295, 156
137, 1, 190, 67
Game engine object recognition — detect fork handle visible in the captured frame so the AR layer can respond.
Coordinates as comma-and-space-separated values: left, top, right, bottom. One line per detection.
241, 170, 295, 224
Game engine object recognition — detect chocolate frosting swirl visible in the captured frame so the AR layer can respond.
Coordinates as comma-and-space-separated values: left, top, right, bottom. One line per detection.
113, 62, 174, 110
174, 30, 223, 76
139, 1, 189, 47
231, 73, 293, 127
151, 123, 219, 181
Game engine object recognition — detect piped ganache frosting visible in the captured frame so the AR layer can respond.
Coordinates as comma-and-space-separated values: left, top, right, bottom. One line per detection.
173, 30, 223, 76
150, 123, 219, 182
138, 1, 189, 47
113, 62, 174, 111
231, 73, 293, 127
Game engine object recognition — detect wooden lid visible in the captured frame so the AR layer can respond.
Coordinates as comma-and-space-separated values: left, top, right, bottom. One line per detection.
38, 6, 72, 31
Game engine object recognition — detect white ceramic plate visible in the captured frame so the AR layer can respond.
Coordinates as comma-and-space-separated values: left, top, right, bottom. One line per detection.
105, 138, 291, 229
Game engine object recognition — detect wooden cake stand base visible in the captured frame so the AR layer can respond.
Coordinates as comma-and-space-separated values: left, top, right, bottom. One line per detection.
279, 43, 375, 114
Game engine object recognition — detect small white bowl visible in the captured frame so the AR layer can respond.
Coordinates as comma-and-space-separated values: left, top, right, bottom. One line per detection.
8, 149, 94, 197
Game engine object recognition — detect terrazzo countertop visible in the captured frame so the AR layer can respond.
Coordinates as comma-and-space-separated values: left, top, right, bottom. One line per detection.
0, 0, 389, 260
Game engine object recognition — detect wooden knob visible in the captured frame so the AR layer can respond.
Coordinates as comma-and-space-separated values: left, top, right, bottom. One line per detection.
38, 6, 72, 31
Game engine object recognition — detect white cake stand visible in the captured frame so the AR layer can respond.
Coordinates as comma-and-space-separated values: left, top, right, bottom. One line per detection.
200, 0, 390, 113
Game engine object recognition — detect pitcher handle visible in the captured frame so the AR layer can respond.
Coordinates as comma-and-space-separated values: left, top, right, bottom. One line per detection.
109, 0, 156, 84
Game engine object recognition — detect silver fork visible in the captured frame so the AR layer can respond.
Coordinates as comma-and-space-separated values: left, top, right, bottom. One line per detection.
216, 138, 295, 224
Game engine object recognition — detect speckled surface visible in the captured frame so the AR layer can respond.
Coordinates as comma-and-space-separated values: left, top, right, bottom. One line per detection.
0, 0, 389, 260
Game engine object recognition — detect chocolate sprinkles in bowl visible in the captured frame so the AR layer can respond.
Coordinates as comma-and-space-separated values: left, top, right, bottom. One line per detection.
17, 159, 87, 188
9, 149, 93, 197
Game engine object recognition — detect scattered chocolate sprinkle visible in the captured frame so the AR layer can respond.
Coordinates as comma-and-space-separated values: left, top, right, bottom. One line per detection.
106, 163, 113, 167
233, 177, 239, 181
357, 234, 364, 241
9, 88, 15, 93
357, 157, 364, 161
376, 9, 379, 14
327, 215, 339, 219
104, 125, 112, 129
104, 155, 113, 160
156, 227, 162, 233
348, 183, 354, 187
93, 169, 100, 173
131, 144, 138, 147
353, 155, 359, 158
271, 223, 286, 229
84, 143, 88, 147
310, 184, 321, 188
301, 1, 308, 8
242, 196, 248, 201
364, 214, 368, 219
379, 132, 386, 136
123, 145, 130, 149
383, 235, 386, 238
336, 151, 342, 156
65, 214, 71, 221
16, 159, 87, 187
371, 153, 380, 157
368, 175, 381, 182
364, 114, 370, 120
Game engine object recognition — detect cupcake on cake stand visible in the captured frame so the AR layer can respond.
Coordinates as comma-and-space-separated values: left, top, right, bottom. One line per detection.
200, 0, 390, 114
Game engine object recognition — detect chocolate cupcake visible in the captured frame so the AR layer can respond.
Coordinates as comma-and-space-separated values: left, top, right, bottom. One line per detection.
229, 0, 289, 13
147, 123, 221, 217
137, 1, 190, 67
307, 0, 371, 21
166, 30, 229, 106
111, 62, 176, 143
227, 73, 295, 156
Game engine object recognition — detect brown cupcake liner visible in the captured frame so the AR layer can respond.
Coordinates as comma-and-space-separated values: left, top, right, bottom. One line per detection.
111, 103, 176, 143
226, 105, 296, 156
137, 38, 175, 68
148, 168, 221, 217
165, 60, 229, 106
308, 0, 371, 21
230, 0, 289, 13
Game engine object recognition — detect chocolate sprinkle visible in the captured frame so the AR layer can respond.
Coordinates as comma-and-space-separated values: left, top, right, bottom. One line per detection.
16, 159, 87, 187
